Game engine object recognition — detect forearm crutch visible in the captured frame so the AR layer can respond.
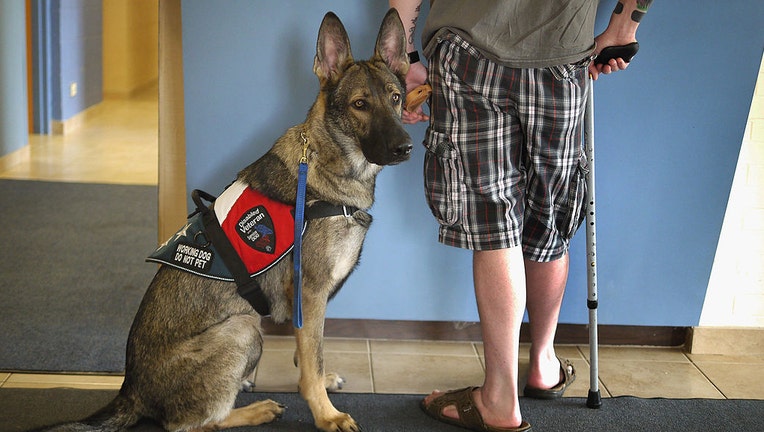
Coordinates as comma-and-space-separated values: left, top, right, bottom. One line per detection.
584, 42, 640, 410
583, 74, 602, 409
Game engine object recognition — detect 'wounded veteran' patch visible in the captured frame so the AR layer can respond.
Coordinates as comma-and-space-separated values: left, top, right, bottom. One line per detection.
214, 180, 296, 276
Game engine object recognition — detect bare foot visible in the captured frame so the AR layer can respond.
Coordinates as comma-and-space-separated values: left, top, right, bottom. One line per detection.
526, 354, 564, 390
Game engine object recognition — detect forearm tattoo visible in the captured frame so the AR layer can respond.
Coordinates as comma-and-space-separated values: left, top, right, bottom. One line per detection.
636, 0, 654, 11
406, 4, 421, 47
613, 1, 653, 23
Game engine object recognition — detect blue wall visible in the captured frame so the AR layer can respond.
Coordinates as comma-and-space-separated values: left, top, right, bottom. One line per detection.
30, 0, 102, 133
182, 1, 764, 326
57, 0, 102, 121
0, 1, 29, 155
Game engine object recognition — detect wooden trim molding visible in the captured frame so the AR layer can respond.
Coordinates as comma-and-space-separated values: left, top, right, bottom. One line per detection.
262, 318, 688, 347
157, 0, 188, 244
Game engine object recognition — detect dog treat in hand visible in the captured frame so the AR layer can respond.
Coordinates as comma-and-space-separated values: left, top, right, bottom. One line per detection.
405, 84, 432, 112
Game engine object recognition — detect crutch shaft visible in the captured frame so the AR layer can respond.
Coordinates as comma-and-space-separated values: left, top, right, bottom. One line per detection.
584, 77, 602, 409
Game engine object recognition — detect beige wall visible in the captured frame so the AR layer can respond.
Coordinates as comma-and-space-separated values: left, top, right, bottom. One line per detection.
103, 0, 159, 98
701, 54, 764, 327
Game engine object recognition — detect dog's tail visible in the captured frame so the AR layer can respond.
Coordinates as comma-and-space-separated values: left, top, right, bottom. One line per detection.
29, 393, 141, 432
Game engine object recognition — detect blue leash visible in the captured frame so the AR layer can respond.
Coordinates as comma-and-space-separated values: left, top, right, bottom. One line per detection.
293, 133, 309, 328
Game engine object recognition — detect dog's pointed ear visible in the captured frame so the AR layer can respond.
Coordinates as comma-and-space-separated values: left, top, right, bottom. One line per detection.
373, 8, 410, 83
313, 12, 354, 85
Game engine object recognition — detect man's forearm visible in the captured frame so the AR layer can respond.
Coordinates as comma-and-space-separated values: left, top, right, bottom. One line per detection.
389, 0, 423, 53
608, 0, 653, 40
634, 0, 655, 22
615, 0, 654, 23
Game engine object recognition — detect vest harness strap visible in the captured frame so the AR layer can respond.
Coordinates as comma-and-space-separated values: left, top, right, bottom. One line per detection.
147, 183, 361, 316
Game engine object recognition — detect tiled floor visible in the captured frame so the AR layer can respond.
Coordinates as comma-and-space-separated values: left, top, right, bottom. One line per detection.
2, 88, 763, 401
2, 337, 764, 400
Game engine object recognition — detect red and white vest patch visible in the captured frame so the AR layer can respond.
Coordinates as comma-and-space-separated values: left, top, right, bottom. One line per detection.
213, 180, 296, 276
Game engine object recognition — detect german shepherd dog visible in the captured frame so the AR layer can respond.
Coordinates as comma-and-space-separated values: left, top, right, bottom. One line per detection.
38, 9, 411, 432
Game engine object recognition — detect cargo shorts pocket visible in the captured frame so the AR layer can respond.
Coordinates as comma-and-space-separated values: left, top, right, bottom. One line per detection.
423, 129, 463, 227
548, 56, 593, 82
557, 157, 590, 240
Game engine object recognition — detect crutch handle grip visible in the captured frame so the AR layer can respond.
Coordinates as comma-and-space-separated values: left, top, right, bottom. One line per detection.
595, 42, 640, 65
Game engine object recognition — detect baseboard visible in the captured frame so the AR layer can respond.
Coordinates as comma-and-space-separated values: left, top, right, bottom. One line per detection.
104, 79, 159, 99
262, 318, 688, 347
50, 103, 104, 135
687, 326, 764, 355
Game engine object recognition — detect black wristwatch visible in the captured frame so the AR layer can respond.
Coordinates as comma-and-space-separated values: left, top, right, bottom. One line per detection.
408, 51, 420, 64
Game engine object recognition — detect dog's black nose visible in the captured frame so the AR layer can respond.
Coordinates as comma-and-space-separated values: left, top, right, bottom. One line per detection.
394, 143, 413, 157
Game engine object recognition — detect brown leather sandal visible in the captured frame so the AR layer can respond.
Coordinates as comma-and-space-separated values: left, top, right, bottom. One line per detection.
420, 386, 532, 431
523, 357, 576, 399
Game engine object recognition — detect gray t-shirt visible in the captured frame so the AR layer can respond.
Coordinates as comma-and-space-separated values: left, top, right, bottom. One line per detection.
422, 0, 598, 68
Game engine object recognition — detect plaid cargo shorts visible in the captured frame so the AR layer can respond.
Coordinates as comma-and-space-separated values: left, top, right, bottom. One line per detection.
423, 33, 590, 262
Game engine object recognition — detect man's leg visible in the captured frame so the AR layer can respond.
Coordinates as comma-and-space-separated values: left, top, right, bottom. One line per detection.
524, 254, 570, 389
519, 62, 587, 391
473, 247, 527, 427
423, 246, 526, 428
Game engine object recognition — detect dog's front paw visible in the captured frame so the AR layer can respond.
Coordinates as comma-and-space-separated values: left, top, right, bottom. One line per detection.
316, 412, 359, 432
324, 372, 346, 392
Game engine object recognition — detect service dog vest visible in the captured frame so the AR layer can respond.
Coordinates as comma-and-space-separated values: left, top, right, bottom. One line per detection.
148, 181, 296, 282
147, 180, 361, 316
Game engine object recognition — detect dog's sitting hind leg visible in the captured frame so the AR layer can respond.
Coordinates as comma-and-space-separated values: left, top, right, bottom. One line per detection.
241, 368, 257, 393
324, 372, 346, 391
196, 400, 286, 432
293, 350, 347, 391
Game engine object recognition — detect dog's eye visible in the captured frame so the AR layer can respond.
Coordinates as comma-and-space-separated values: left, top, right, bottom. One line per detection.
391, 93, 401, 104
353, 99, 367, 110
